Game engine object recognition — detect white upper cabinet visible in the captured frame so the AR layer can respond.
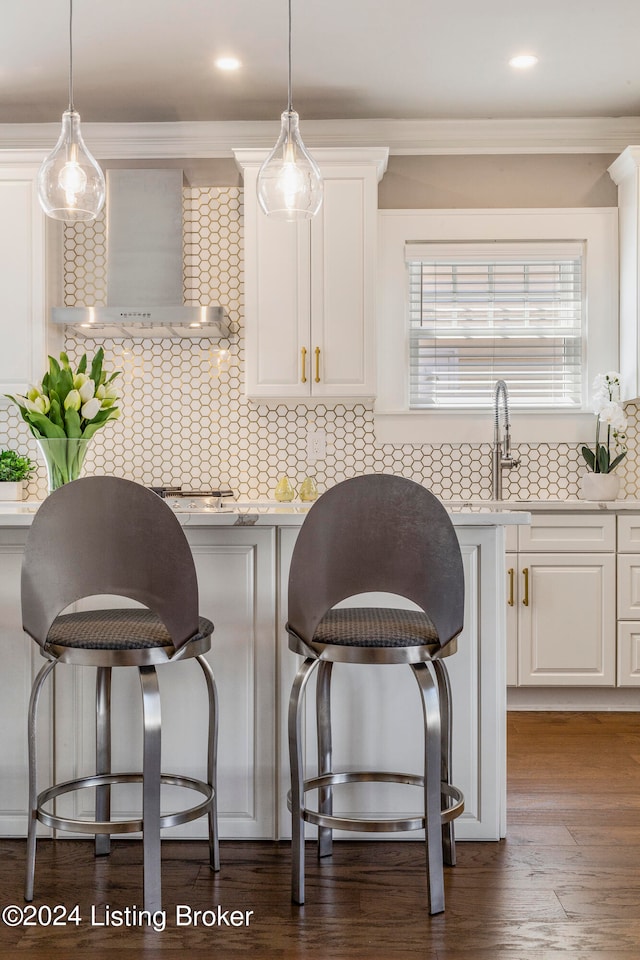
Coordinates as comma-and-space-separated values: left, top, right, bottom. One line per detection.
235, 148, 388, 400
0, 159, 58, 397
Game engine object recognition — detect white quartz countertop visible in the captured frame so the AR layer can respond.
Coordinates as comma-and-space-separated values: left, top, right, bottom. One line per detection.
0, 497, 532, 527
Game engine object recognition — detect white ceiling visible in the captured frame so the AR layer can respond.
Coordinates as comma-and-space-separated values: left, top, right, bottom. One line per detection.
2, 0, 640, 126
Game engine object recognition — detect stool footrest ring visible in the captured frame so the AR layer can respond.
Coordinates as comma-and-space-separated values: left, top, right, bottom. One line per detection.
288, 770, 464, 833
36, 772, 214, 834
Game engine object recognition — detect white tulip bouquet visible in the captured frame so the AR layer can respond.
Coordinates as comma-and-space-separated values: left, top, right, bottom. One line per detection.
581, 372, 627, 474
5, 349, 121, 489
7, 349, 120, 440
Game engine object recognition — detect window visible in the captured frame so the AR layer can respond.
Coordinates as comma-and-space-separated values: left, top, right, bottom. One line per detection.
376, 209, 618, 444
406, 241, 584, 410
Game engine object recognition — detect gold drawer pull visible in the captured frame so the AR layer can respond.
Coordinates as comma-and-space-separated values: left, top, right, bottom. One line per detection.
301, 347, 307, 383
507, 567, 514, 607
522, 567, 529, 607
314, 346, 321, 383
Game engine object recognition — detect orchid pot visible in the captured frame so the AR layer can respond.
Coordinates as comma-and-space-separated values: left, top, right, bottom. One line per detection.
579, 472, 620, 502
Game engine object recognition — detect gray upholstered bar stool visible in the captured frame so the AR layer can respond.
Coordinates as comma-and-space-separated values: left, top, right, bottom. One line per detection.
21, 476, 219, 913
286, 474, 465, 915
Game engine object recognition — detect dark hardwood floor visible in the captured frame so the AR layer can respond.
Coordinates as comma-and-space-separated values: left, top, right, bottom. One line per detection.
1, 711, 640, 959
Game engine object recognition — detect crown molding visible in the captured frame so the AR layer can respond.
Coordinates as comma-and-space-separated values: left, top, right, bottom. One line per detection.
608, 145, 640, 184
1, 117, 640, 158
233, 147, 389, 180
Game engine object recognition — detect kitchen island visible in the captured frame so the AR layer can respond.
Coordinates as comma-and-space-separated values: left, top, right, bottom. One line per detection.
0, 499, 528, 844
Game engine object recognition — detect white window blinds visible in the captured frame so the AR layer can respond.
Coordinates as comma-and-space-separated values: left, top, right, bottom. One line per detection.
406, 241, 585, 409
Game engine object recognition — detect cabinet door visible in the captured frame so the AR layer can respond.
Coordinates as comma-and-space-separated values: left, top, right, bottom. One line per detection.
241, 164, 311, 399
0, 165, 49, 396
236, 148, 385, 400
517, 553, 616, 686
310, 171, 376, 398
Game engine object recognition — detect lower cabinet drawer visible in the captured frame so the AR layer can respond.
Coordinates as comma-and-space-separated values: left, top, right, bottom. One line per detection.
617, 622, 640, 687
618, 555, 640, 619
518, 514, 616, 553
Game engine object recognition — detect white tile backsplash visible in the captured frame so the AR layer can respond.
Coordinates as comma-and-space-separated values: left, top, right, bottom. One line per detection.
2, 185, 639, 502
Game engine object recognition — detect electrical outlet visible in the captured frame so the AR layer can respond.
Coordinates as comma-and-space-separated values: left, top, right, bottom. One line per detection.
307, 428, 326, 464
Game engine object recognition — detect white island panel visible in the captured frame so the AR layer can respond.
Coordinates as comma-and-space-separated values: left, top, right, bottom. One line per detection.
0, 505, 524, 841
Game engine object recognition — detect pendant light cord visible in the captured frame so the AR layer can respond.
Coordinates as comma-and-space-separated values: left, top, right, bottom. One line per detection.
287, 0, 292, 112
68, 0, 74, 111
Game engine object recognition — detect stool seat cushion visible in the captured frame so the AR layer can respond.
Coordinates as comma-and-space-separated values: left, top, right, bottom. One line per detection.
46, 608, 214, 651
313, 607, 438, 648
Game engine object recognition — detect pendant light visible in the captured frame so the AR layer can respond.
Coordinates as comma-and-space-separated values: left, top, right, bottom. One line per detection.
257, 0, 322, 221
37, 0, 105, 222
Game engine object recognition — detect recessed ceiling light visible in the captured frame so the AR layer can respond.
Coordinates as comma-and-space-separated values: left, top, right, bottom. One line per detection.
509, 54, 539, 69
215, 57, 241, 72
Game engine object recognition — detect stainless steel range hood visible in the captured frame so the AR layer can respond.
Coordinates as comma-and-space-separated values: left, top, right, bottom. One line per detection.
53, 169, 230, 339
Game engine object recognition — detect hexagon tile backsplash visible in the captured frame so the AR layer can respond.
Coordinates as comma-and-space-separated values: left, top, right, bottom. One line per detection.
2, 185, 640, 502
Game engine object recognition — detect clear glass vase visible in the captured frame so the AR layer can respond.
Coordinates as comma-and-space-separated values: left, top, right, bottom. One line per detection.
36, 438, 91, 494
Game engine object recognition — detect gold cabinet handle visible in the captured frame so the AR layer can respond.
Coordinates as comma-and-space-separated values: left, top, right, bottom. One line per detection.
301, 347, 307, 384
507, 567, 514, 607
314, 346, 321, 383
522, 567, 529, 607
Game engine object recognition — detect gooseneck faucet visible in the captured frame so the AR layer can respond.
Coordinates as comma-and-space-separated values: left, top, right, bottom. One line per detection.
492, 380, 520, 501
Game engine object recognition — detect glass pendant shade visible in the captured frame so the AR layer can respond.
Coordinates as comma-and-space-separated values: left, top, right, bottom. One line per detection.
37, 109, 105, 222
257, 110, 322, 221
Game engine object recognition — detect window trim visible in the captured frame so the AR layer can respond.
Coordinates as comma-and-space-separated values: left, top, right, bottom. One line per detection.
375, 207, 619, 445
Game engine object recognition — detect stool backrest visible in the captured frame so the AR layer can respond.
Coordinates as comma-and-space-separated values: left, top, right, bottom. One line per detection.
288, 474, 464, 649
22, 476, 200, 650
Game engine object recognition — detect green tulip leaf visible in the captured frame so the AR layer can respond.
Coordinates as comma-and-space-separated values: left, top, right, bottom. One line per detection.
57, 368, 74, 403
64, 407, 82, 438
49, 397, 64, 429
77, 354, 87, 375
26, 412, 65, 439
90, 348, 104, 388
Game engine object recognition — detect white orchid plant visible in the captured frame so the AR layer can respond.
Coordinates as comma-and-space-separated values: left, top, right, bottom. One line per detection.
6, 349, 120, 441
581, 372, 627, 474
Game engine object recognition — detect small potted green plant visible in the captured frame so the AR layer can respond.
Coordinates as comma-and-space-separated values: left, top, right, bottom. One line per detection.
0, 449, 36, 501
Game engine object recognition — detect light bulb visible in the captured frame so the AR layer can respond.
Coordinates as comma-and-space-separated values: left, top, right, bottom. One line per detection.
38, 109, 105, 222
257, 110, 322, 221
58, 156, 88, 208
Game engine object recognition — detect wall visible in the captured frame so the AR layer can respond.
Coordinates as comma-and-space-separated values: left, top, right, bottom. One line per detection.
379, 154, 619, 208
1, 158, 638, 503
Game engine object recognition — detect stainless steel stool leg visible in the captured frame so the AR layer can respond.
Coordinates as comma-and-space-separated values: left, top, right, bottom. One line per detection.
25, 658, 57, 903
411, 661, 445, 916
289, 656, 319, 905
196, 654, 220, 872
432, 657, 455, 866
95, 666, 112, 857
316, 660, 333, 859
139, 666, 162, 914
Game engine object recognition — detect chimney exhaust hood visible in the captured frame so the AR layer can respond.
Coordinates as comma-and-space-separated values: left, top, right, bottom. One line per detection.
53, 169, 230, 339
